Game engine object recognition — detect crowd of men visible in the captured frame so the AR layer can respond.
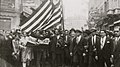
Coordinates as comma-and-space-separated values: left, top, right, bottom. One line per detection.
0, 28, 120, 67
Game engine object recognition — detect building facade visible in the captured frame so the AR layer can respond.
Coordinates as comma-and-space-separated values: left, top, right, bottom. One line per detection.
0, 0, 42, 31
88, 0, 120, 30
0, 0, 22, 30
22, 0, 42, 15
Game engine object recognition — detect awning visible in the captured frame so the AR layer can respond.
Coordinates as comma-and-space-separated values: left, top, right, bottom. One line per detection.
114, 20, 120, 25
109, 24, 114, 27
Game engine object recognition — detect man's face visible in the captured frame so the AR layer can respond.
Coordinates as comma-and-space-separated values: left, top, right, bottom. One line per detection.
46, 31, 49, 35
50, 30, 54, 36
100, 31, 106, 37
55, 30, 59, 35
70, 31, 76, 37
76, 32, 81, 36
43, 31, 46, 35
65, 31, 69, 35
36, 31, 40, 35
114, 31, 120, 36
11, 29, 15, 33
23, 32, 27, 36
92, 32, 96, 35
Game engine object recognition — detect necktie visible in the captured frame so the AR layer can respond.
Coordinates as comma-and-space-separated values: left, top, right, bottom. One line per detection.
101, 37, 104, 49
102, 38, 104, 44
114, 37, 117, 51
76, 37, 79, 44
92, 36, 94, 45
115, 37, 118, 45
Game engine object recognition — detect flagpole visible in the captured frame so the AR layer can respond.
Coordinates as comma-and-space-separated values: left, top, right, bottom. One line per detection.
61, 0, 65, 31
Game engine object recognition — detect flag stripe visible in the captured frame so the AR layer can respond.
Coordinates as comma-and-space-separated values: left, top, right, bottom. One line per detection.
21, 0, 50, 29
43, 7, 63, 30
20, 0, 48, 26
48, 14, 61, 25
48, 10, 61, 23
47, 21, 61, 30
40, 3, 61, 27
42, 14, 61, 29
45, 15, 63, 30
33, 9, 53, 31
24, 5, 53, 32
40, 6, 61, 29
20, 0, 64, 32
31, 7, 53, 32
41, 14, 61, 29
43, 17, 61, 30
33, 13, 52, 31
22, 2, 51, 31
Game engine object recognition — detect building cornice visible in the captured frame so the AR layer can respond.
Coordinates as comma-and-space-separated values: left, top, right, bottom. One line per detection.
0, 11, 20, 17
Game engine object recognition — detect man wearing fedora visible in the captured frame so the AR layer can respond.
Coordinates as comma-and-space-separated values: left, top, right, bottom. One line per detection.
88, 28, 100, 67
97, 30, 113, 67
72, 30, 87, 67
113, 29, 120, 67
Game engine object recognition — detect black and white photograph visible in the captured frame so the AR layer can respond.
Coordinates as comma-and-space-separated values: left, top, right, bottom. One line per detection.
0, 0, 120, 67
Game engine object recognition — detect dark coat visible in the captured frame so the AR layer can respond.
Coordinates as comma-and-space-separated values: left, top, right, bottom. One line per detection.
0, 34, 13, 56
64, 35, 71, 47
72, 35, 87, 64
113, 37, 120, 66
88, 35, 100, 67
49, 35, 57, 53
72, 36, 87, 55
88, 35, 100, 56
69, 36, 75, 53
97, 36, 113, 59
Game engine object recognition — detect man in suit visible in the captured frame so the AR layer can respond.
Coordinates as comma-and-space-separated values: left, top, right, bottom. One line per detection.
88, 29, 100, 67
0, 31, 19, 67
72, 30, 87, 67
69, 28, 76, 67
113, 29, 120, 67
55, 29, 64, 66
97, 30, 113, 67
63, 30, 71, 66
69, 28, 76, 56
49, 30, 57, 67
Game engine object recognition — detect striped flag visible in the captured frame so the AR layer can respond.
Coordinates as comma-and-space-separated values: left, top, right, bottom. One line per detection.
39, 0, 63, 30
46, 21, 62, 30
20, 0, 53, 32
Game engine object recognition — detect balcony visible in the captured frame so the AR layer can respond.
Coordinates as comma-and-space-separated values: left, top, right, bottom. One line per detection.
114, 8, 120, 14
107, 9, 114, 14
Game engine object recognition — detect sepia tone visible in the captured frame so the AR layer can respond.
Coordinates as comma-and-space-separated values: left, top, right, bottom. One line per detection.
0, 0, 120, 67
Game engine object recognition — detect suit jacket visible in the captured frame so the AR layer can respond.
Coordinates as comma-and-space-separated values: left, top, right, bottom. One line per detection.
69, 36, 75, 53
97, 36, 113, 59
64, 35, 71, 47
88, 35, 100, 56
72, 35, 87, 55
49, 35, 57, 52
113, 37, 120, 60
0, 34, 13, 56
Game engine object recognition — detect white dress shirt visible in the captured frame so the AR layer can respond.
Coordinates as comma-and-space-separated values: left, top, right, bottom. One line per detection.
92, 35, 96, 45
76, 35, 82, 44
100, 36, 106, 49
